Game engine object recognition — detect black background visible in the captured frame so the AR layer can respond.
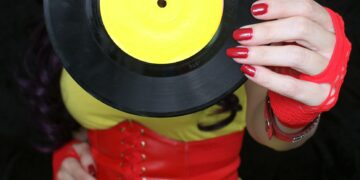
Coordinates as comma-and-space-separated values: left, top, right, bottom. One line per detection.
0, 0, 359, 180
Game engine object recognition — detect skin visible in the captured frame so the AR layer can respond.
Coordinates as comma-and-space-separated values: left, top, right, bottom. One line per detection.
243, 0, 334, 151
57, 0, 337, 178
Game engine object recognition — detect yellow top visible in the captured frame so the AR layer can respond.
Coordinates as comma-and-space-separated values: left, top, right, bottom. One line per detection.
60, 70, 246, 141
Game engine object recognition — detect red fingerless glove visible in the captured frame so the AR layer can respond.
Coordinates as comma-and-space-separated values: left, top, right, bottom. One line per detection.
52, 140, 81, 180
268, 8, 352, 129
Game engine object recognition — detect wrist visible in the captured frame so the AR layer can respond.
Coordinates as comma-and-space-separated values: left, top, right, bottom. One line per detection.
264, 96, 320, 143
274, 116, 303, 134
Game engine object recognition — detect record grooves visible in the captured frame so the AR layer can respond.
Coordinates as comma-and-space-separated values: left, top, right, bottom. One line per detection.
44, 0, 257, 117
87, 0, 230, 77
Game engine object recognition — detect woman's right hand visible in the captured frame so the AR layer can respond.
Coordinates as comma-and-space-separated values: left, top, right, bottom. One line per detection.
56, 142, 97, 180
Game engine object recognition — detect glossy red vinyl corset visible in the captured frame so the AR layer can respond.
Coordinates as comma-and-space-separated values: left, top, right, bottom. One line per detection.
87, 120, 244, 180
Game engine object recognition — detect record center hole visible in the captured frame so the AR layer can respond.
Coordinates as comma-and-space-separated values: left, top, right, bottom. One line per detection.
157, 0, 167, 8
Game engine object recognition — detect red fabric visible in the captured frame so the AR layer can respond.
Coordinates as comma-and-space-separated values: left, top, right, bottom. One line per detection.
87, 120, 244, 180
52, 140, 81, 180
268, 8, 352, 128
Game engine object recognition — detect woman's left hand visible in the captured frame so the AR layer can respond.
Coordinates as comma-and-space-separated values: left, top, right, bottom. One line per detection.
227, 0, 335, 107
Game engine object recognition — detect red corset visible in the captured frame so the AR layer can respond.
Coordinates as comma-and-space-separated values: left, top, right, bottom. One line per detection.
88, 121, 244, 180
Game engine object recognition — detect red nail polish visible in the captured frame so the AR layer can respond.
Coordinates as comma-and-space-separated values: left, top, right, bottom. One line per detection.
88, 165, 97, 177
240, 65, 256, 77
226, 47, 249, 58
251, 3, 268, 16
233, 28, 253, 41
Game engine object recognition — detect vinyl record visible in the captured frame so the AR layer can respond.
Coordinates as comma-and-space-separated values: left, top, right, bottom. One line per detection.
44, 0, 258, 117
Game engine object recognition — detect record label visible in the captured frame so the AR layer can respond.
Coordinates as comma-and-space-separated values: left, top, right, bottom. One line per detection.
100, 0, 223, 64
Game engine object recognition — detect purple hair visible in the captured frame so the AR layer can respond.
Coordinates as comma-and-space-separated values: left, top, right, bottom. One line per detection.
17, 23, 80, 153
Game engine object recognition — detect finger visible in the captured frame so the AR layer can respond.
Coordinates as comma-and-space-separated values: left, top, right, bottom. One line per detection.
73, 143, 96, 176
57, 171, 75, 180
240, 65, 330, 106
233, 16, 335, 56
227, 45, 328, 75
62, 158, 96, 180
251, 0, 334, 32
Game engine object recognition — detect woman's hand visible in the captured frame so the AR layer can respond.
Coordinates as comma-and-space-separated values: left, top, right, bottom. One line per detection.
229, 0, 351, 150
227, 0, 335, 107
56, 142, 96, 180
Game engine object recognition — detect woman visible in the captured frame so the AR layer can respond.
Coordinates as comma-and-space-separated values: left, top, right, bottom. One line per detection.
20, 0, 351, 179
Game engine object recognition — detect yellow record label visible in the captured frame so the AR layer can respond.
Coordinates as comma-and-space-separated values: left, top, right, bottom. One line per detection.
100, 0, 223, 64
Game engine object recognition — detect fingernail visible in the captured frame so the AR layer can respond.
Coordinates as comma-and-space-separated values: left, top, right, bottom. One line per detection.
226, 47, 249, 59
233, 28, 253, 41
251, 3, 268, 16
88, 165, 97, 177
240, 65, 256, 77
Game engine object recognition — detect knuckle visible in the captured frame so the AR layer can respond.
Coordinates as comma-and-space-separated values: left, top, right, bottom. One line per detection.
74, 142, 90, 155
57, 171, 66, 180
281, 78, 299, 97
288, 46, 307, 68
62, 158, 76, 170
261, 24, 275, 42
258, 73, 277, 91
299, 0, 315, 15
79, 144, 90, 152
254, 47, 267, 61
292, 17, 311, 37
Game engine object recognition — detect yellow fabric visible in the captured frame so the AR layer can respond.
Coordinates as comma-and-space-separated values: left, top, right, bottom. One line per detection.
60, 69, 247, 141
100, 0, 223, 64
